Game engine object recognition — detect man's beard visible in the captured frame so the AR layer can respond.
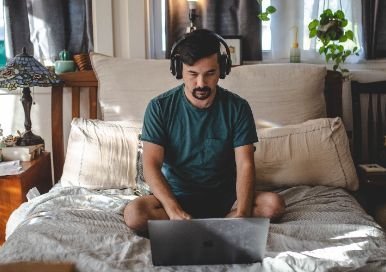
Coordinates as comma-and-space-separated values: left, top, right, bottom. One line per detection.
192, 86, 212, 100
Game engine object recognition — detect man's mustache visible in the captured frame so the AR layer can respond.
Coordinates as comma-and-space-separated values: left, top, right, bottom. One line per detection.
193, 86, 211, 92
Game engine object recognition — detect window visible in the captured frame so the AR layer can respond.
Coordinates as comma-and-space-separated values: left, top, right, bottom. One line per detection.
148, 0, 166, 59
149, 0, 362, 63
261, 0, 272, 51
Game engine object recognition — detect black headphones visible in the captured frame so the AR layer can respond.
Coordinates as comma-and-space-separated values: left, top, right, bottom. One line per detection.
170, 31, 232, 80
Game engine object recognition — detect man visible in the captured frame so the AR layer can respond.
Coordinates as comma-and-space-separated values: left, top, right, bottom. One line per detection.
124, 29, 285, 233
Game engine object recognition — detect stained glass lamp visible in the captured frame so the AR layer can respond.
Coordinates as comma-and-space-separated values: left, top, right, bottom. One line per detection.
0, 47, 62, 146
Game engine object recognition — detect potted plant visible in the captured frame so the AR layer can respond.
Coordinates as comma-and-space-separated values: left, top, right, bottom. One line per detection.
308, 8, 359, 75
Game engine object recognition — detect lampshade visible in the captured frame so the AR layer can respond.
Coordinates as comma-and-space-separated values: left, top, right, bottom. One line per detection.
0, 48, 62, 146
0, 47, 61, 90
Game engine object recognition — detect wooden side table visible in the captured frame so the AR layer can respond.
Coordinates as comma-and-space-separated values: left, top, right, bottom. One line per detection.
0, 152, 52, 244
356, 167, 386, 229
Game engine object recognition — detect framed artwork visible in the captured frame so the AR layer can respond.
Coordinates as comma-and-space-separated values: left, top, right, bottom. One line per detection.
223, 36, 243, 66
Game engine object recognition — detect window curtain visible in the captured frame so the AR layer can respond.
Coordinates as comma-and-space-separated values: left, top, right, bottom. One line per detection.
268, 0, 363, 63
166, 0, 262, 61
4, 0, 93, 63
362, 0, 386, 59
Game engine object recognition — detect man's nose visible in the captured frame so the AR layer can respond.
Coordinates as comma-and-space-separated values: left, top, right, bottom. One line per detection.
196, 75, 206, 87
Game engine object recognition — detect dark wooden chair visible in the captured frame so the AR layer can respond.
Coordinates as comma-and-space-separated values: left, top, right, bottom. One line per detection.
351, 80, 386, 164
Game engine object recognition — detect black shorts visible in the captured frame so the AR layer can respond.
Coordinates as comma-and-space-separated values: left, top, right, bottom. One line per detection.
175, 191, 236, 218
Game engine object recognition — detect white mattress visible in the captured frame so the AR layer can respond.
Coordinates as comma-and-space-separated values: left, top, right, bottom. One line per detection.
0, 185, 385, 272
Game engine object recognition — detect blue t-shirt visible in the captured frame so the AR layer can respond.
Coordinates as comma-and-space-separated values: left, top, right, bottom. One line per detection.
141, 84, 258, 196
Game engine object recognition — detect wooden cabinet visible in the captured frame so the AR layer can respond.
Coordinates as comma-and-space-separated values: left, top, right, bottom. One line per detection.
0, 152, 52, 244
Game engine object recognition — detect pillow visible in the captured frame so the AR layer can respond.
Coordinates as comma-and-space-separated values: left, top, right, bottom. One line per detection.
91, 53, 327, 129
60, 118, 141, 189
90, 53, 176, 128
254, 117, 359, 191
221, 63, 327, 128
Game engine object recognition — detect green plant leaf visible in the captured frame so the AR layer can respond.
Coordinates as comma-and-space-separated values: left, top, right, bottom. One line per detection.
338, 45, 344, 52
333, 64, 339, 71
326, 54, 332, 62
339, 35, 348, 43
308, 19, 319, 30
341, 19, 348, 27
335, 10, 345, 20
320, 17, 329, 25
266, 6, 276, 13
319, 46, 325, 54
258, 13, 269, 21
353, 46, 358, 52
345, 50, 352, 56
324, 9, 333, 17
309, 29, 317, 38
345, 30, 354, 40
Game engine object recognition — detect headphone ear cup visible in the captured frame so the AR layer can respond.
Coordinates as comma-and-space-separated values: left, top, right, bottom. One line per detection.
226, 55, 232, 75
175, 56, 183, 79
219, 53, 228, 79
170, 57, 176, 76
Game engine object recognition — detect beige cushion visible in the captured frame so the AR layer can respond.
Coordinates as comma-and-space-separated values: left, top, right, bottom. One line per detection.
221, 63, 327, 128
255, 117, 359, 191
60, 118, 140, 189
91, 53, 327, 128
90, 53, 176, 127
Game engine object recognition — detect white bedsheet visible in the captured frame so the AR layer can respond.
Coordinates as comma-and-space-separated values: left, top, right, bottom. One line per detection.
0, 185, 386, 272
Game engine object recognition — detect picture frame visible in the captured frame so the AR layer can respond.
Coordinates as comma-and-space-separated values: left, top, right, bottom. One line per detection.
223, 36, 243, 66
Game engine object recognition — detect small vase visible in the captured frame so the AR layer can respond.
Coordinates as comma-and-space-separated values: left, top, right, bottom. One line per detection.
55, 60, 76, 74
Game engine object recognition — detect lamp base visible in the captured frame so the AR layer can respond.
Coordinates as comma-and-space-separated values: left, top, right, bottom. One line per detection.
17, 131, 45, 146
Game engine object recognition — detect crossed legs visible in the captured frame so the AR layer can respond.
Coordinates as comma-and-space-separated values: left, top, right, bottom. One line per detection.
124, 191, 285, 233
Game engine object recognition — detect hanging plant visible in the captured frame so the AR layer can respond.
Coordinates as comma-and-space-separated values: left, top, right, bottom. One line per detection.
256, 0, 276, 21
308, 6, 359, 75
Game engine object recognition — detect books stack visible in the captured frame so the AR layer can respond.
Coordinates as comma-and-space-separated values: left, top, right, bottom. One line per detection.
0, 160, 22, 176
1, 144, 44, 161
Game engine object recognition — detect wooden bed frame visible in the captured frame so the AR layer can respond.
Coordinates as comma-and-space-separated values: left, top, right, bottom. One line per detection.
351, 80, 386, 164
51, 70, 343, 183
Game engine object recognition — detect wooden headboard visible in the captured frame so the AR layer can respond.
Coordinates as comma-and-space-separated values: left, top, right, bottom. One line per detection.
51, 70, 343, 183
52, 71, 98, 182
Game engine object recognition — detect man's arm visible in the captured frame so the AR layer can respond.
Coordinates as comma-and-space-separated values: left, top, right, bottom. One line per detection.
142, 141, 192, 220
233, 144, 256, 217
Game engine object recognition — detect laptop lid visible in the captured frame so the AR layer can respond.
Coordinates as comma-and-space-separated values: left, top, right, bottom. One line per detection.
148, 217, 270, 266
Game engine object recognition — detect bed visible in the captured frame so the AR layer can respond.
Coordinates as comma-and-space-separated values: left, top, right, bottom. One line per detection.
0, 54, 385, 272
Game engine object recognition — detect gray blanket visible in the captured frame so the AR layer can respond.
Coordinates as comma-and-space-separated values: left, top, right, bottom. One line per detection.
1, 185, 386, 272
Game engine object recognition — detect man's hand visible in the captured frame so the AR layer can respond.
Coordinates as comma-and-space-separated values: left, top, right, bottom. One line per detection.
164, 203, 192, 220
226, 208, 251, 218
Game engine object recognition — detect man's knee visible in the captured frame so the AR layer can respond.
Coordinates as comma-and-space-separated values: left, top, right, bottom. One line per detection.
124, 198, 149, 232
253, 192, 286, 221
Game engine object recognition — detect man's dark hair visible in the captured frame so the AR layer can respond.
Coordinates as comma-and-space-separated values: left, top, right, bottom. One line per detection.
175, 29, 221, 66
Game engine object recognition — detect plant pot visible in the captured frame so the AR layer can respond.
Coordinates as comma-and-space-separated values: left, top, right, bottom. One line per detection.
317, 19, 344, 41
73, 54, 92, 71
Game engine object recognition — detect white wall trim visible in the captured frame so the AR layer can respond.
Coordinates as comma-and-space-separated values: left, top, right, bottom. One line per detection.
92, 0, 114, 56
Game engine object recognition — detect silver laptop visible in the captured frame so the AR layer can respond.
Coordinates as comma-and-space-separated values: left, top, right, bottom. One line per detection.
148, 217, 270, 266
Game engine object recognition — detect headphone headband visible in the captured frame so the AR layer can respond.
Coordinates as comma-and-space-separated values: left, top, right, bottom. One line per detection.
170, 30, 232, 79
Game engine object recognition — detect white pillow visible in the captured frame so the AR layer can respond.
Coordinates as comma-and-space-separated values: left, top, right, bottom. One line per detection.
221, 63, 327, 128
254, 117, 359, 191
90, 53, 176, 128
91, 54, 328, 129
60, 118, 140, 189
